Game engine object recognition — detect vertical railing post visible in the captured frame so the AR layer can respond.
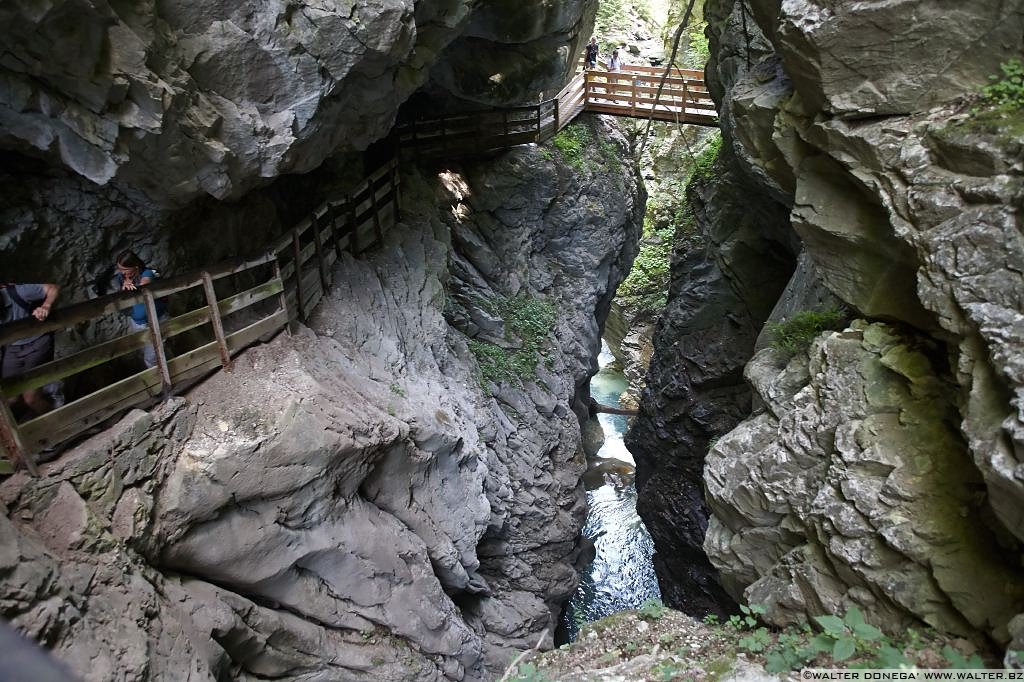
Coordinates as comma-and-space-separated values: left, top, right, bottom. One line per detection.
0, 399, 37, 476
348, 197, 360, 254
584, 71, 591, 106
553, 97, 560, 135
312, 212, 330, 293
291, 228, 305, 321
143, 289, 172, 397
682, 80, 689, 122
272, 256, 288, 324
201, 272, 232, 370
329, 206, 343, 259
390, 163, 400, 224
370, 177, 384, 245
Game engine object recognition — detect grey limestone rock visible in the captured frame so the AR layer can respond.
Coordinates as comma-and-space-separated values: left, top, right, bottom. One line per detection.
704, 322, 1024, 643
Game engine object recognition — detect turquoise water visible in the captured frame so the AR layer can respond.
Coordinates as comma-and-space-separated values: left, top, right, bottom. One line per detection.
561, 343, 661, 641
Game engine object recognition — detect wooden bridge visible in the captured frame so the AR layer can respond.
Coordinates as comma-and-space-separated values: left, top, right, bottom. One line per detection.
0, 61, 717, 473
398, 63, 716, 157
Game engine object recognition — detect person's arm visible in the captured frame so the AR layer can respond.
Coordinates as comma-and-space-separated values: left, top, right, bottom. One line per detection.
137, 269, 154, 287
32, 283, 59, 321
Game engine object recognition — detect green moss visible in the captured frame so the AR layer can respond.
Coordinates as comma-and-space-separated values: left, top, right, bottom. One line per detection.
551, 123, 591, 172
766, 307, 845, 357
468, 294, 558, 387
685, 131, 722, 189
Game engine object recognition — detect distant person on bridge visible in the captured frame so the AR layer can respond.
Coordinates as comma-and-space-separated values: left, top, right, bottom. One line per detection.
1, 280, 61, 418
608, 49, 622, 72
115, 250, 168, 369
585, 37, 599, 70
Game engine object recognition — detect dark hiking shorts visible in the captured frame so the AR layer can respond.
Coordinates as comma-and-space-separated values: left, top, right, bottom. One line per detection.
1, 335, 54, 379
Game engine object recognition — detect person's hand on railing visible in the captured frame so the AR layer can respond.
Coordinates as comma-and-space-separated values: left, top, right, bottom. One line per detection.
121, 279, 137, 291
31, 305, 51, 322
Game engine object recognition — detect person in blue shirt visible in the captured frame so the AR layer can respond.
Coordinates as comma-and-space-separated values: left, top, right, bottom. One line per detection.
1, 280, 61, 417
114, 250, 168, 368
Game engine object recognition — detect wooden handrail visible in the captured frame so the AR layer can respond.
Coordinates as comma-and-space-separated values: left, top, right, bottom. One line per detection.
0, 158, 404, 471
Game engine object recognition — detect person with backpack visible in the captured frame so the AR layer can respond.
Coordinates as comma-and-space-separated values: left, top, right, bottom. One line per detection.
114, 250, 168, 368
1, 280, 61, 418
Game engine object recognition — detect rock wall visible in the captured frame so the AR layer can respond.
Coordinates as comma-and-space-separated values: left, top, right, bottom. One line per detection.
634, 0, 1024, 649
0, 115, 643, 680
0, 0, 592, 309
625, 139, 794, 617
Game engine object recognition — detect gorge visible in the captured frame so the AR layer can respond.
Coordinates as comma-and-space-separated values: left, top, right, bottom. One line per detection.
2, 0, 1024, 680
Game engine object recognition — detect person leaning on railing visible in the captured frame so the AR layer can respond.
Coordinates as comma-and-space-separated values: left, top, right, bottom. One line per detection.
0, 279, 61, 418
114, 250, 168, 369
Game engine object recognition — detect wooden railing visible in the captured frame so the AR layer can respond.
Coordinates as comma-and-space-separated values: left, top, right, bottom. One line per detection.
398, 63, 717, 158
0, 159, 401, 473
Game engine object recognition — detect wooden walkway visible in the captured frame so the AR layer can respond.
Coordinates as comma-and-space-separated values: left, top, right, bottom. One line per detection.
0, 161, 400, 473
0, 59, 718, 473
399, 63, 717, 157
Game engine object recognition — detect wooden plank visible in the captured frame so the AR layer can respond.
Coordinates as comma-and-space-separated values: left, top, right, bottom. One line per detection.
291, 229, 305, 321
201, 272, 231, 369
143, 289, 172, 396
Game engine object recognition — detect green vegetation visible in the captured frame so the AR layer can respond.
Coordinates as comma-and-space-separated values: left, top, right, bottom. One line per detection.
0, 458, 13, 475
725, 605, 987, 673
552, 122, 591, 172
388, 382, 406, 398
940, 59, 1024, 143
981, 58, 1024, 109
686, 131, 722, 189
508, 662, 552, 682
682, 22, 710, 69
638, 598, 668, 621
468, 294, 558, 387
616, 132, 719, 318
766, 307, 845, 356
549, 122, 618, 174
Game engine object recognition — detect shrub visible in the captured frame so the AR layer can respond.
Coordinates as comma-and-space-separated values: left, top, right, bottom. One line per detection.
766, 307, 845, 356
981, 59, 1024, 109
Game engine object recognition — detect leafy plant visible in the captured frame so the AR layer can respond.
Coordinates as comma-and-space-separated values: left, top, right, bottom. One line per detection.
812, 607, 884, 662
766, 307, 845, 357
728, 603, 766, 630
638, 598, 667, 621
510, 662, 552, 682
652, 660, 683, 681
388, 382, 406, 397
702, 613, 720, 626
942, 645, 985, 669
739, 627, 772, 653
981, 59, 1024, 109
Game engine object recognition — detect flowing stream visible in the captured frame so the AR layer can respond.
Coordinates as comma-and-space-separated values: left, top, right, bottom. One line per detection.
560, 342, 661, 641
